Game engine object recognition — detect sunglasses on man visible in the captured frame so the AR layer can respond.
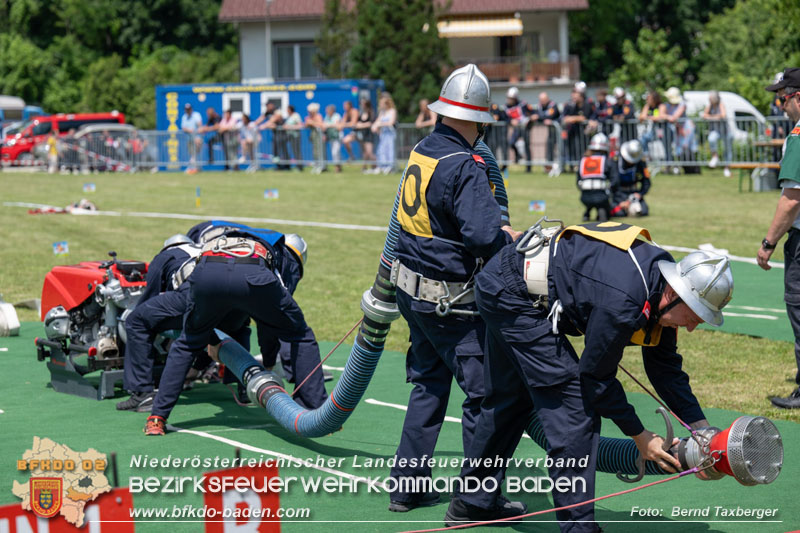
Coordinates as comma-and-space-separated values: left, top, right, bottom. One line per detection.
781, 91, 800, 105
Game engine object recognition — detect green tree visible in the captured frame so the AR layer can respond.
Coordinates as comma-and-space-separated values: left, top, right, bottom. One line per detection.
608, 28, 688, 99
569, 0, 735, 83
0, 34, 52, 104
347, 0, 449, 120
315, 0, 355, 78
695, 0, 800, 112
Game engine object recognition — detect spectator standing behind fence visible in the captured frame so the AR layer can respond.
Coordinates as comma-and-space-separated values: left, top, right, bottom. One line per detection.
305, 103, 325, 174
338, 100, 359, 162
663, 87, 697, 171
324, 104, 342, 173
261, 106, 290, 171
371, 92, 397, 175
255, 102, 277, 167
487, 102, 509, 170
530, 92, 560, 173
505, 87, 533, 172
769, 73, 793, 163
218, 109, 239, 171
414, 98, 437, 135
702, 91, 732, 177
561, 85, 598, 169
180, 103, 203, 173
46, 130, 59, 174
638, 91, 666, 162
284, 105, 304, 170
200, 108, 221, 166
239, 114, 259, 172
611, 87, 637, 145
595, 89, 613, 136
344, 98, 375, 172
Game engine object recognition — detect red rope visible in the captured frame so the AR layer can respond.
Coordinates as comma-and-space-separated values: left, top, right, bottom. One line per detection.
617, 363, 694, 432
292, 317, 363, 395
402, 468, 697, 533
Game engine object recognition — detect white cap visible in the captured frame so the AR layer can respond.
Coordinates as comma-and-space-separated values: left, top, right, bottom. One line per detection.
507, 87, 519, 99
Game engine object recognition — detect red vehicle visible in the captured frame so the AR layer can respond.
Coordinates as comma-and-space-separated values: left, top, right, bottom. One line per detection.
1, 111, 125, 164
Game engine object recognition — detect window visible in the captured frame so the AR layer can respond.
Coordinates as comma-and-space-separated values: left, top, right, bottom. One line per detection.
32, 121, 52, 136
273, 42, 321, 80
300, 44, 320, 78
275, 44, 295, 79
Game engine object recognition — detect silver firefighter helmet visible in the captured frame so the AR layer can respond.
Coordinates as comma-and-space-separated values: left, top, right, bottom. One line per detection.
588, 133, 610, 152
284, 233, 308, 267
620, 139, 643, 164
44, 306, 70, 340
658, 251, 733, 327
428, 64, 496, 124
162, 234, 193, 250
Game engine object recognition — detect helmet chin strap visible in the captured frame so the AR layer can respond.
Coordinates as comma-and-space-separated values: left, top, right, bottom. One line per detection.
656, 294, 683, 320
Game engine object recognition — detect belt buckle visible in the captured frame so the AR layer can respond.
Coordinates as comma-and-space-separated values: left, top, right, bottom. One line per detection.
412, 272, 424, 300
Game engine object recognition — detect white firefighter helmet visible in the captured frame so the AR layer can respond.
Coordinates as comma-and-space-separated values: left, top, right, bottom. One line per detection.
588, 133, 610, 152
658, 251, 733, 327
627, 194, 643, 216
428, 64, 496, 123
620, 140, 643, 164
163, 234, 193, 250
284, 234, 307, 267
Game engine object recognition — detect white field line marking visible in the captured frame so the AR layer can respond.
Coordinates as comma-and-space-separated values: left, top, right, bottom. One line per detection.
167, 424, 371, 483
323, 364, 345, 371
0, 410, 4, 414
0, 348, 8, 351
1, 201, 786, 268
199, 424, 277, 433
727, 305, 786, 314
723, 312, 779, 320
660, 244, 783, 269
364, 398, 531, 440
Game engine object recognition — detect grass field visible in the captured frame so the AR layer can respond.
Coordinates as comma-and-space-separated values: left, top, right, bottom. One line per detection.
0, 165, 799, 532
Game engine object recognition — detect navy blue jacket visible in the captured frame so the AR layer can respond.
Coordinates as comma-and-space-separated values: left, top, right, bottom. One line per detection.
394, 123, 508, 282
615, 159, 651, 197
543, 232, 704, 436
139, 246, 192, 304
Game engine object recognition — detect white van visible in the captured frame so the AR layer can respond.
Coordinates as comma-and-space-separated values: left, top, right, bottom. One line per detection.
683, 90, 766, 142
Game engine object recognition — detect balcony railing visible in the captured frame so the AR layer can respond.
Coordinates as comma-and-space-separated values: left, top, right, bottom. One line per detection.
445, 55, 581, 82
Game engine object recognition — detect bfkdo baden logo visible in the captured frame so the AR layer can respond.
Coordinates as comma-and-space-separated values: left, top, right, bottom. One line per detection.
30, 478, 63, 518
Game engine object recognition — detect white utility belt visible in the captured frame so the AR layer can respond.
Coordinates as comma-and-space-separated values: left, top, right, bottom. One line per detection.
170, 237, 270, 289
392, 261, 475, 305
578, 178, 608, 190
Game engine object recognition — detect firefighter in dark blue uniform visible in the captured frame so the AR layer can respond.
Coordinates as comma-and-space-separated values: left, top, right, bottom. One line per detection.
117, 234, 199, 412
456, 221, 733, 532
386, 64, 526, 525
577, 133, 618, 222
145, 225, 326, 435
185, 220, 311, 385
611, 139, 651, 217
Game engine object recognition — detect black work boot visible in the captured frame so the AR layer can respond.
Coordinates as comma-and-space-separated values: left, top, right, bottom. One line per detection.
116, 391, 156, 412
388, 491, 440, 512
444, 496, 527, 527
770, 387, 800, 409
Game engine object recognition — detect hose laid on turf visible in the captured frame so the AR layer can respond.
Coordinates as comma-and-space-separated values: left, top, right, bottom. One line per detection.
216, 175, 405, 438
217, 160, 671, 475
